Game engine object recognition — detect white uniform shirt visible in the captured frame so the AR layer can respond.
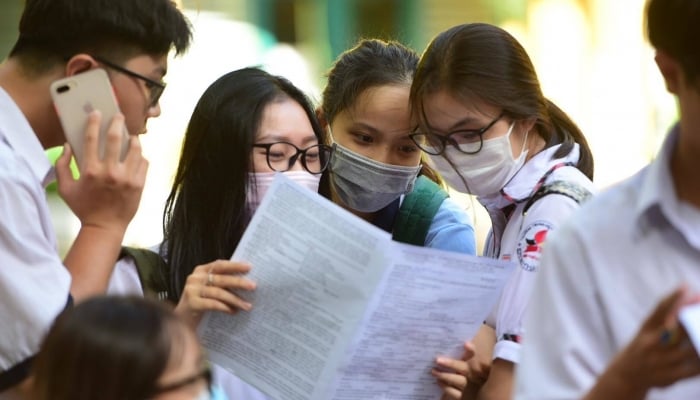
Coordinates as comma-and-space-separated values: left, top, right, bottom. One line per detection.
515, 126, 700, 399
480, 143, 594, 364
110, 252, 271, 400
0, 88, 71, 378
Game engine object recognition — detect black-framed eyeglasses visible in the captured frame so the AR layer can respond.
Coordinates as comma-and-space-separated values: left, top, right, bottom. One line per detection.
150, 365, 212, 397
92, 55, 166, 108
409, 113, 504, 155
252, 142, 332, 174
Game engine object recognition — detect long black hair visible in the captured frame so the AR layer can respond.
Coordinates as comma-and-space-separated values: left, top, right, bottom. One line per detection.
162, 67, 324, 301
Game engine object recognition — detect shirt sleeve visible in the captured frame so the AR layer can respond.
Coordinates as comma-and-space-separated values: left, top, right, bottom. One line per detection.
0, 170, 71, 376
107, 256, 145, 296
424, 196, 477, 255
514, 221, 609, 399
491, 193, 582, 363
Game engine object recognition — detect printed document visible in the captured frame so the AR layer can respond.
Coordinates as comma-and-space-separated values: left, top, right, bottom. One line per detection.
198, 174, 515, 400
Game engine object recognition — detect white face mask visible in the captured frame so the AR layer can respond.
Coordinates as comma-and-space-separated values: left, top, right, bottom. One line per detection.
430, 122, 528, 197
246, 171, 321, 213
329, 142, 421, 213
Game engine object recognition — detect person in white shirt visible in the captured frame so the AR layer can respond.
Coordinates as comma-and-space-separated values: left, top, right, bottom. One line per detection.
515, 0, 700, 398
407, 23, 595, 399
0, 0, 191, 396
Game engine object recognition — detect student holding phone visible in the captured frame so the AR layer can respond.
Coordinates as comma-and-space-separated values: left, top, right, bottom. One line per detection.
0, 0, 191, 395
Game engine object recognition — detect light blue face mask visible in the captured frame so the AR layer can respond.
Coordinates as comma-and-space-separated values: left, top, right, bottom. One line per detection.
329, 142, 421, 212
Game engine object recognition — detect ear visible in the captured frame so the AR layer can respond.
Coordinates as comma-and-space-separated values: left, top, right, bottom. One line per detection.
64, 54, 99, 77
655, 50, 681, 94
315, 107, 328, 129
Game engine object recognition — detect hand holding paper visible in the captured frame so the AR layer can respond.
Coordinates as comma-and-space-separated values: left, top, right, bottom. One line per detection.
198, 174, 515, 400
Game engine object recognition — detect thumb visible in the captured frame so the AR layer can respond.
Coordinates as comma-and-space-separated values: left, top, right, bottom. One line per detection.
462, 341, 476, 361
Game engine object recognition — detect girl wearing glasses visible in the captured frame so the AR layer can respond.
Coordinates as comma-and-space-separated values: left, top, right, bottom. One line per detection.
32, 295, 219, 400
319, 38, 476, 254
409, 23, 595, 399
108, 67, 329, 400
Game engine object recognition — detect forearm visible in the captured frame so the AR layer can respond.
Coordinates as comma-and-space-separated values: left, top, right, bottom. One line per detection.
63, 224, 125, 300
583, 360, 648, 400
475, 359, 513, 400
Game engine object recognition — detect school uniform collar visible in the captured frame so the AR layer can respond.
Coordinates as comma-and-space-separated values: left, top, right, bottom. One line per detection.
634, 124, 700, 249
0, 87, 54, 187
478, 143, 581, 210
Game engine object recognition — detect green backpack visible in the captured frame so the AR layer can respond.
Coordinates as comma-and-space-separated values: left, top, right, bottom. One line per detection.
392, 175, 449, 246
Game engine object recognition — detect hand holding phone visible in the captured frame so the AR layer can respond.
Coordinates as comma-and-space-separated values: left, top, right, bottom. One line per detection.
50, 68, 130, 167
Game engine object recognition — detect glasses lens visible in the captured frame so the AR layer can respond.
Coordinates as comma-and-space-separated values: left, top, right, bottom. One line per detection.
451, 132, 483, 154
265, 142, 297, 172
148, 84, 165, 108
413, 133, 443, 155
303, 144, 332, 174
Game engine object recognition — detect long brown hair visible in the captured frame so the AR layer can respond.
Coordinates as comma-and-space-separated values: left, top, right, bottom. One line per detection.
410, 23, 594, 180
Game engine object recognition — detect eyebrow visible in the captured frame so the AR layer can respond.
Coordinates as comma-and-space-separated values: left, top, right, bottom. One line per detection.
349, 122, 381, 136
256, 134, 318, 144
445, 116, 483, 132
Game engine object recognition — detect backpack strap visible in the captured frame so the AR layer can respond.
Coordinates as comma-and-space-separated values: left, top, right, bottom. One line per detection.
522, 180, 593, 215
392, 175, 449, 246
119, 246, 170, 302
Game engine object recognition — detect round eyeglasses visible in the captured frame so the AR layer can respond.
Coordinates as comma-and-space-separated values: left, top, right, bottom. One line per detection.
409, 114, 504, 155
252, 142, 332, 174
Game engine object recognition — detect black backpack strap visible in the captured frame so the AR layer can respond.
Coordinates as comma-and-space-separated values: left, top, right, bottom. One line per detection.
392, 176, 449, 246
523, 180, 593, 215
119, 246, 170, 301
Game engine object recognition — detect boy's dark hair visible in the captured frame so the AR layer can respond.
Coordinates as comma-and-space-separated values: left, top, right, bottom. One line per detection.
647, 0, 700, 86
10, 0, 192, 72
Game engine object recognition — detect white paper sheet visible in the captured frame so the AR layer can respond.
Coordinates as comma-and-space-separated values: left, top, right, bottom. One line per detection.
198, 174, 515, 400
328, 244, 513, 399
680, 303, 700, 354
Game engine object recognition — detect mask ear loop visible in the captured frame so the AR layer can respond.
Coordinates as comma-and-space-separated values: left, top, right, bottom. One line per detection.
419, 102, 480, 237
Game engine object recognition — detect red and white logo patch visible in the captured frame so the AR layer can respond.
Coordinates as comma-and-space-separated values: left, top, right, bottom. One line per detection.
516, 221, 554, 272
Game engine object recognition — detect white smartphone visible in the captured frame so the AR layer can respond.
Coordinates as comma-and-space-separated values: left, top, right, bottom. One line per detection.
50, 68, 129, 166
